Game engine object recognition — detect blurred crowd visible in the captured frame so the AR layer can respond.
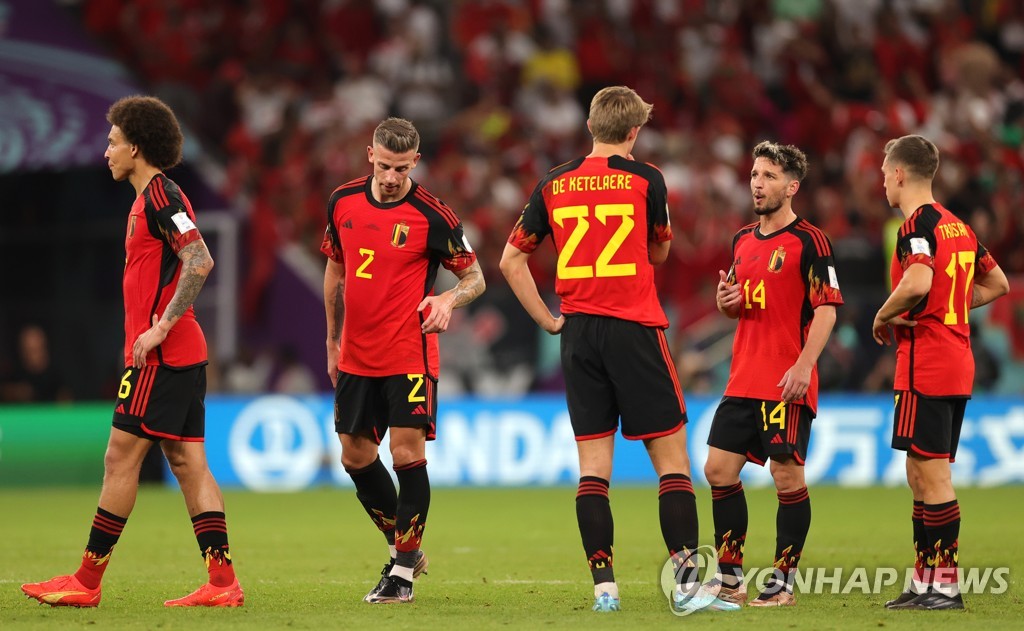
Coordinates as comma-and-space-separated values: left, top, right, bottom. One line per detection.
19, 0, 1019, 400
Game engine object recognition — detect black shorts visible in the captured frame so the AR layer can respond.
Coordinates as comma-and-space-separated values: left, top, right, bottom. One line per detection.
560, 314, 687, 441
112, 365, 206, 442
334, 372, 437, 444
708, 396, 813, 465
891, 390, 967, 462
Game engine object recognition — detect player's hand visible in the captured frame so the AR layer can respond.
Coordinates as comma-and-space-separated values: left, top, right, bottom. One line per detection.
872, 313, 917, 346
778, 361, 812, 402
543, 314, 565, 335
716, 270, 742, 315
326, 340, 340, 387
132, 314, 170, 368
418, 293, 457, 334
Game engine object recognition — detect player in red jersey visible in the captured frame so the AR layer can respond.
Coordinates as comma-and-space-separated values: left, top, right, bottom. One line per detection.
706, 141, 843, 607
322, 118, 484, 604
21, 96, 243, 608
872, 135, 1008, 611
500, 86, 735, 614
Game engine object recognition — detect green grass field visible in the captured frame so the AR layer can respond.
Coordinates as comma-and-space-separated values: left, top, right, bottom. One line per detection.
1, 486, 1020, 629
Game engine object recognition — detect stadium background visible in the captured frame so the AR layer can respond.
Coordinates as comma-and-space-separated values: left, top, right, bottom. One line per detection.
1, 1, 1023, 627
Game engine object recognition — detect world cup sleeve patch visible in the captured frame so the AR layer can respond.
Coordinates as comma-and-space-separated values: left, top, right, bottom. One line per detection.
909, 237, 930, 256
171, 211, 197, 234
828, 265, 840, 289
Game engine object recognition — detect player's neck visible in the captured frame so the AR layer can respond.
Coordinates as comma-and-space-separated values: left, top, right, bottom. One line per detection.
370, 176, 412, 203
587, 141, 632, 159
129, 164, 162, 198
758, 206, 797, 235
896, 188, 937, 220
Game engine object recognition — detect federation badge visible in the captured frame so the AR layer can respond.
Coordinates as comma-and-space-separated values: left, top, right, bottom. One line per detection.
391, 221, 409, 248
768, 246, 786, 273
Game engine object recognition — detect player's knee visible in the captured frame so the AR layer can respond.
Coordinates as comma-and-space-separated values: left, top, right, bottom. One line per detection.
770, 461, 804, 491
703, 460, 737, 486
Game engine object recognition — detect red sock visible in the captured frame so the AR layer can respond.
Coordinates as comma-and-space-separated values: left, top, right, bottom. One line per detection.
74, 550, 111, 590
205, 548, 236, 587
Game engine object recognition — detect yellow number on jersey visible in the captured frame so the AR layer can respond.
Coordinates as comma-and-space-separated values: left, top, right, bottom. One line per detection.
743, 279, 766, 310
553, 204, 637, 280
118, 370, 132, 399
407, 374, 426, 403
943, 250, 975, 325
356, 248, 375, 279
761, 400, 786, 431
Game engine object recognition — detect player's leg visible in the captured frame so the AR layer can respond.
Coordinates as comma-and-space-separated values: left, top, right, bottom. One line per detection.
576, 435, 619, 611
704, 446, 749, 603
747, 455, 806, 607
705, 397, 764, 604
886, 453, 930, 607
21, 427, 152, 607
890, 396, 965, 610
160, 367, 243, 607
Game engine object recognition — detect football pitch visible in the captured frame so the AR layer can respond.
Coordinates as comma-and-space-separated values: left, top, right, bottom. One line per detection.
1, 485, 1020, 629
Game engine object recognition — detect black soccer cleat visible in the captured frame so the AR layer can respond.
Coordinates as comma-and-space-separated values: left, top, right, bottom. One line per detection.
365, 576, 414, 604
362, 550, 428, 602
900, 591, 964, 610
884, 590, 921, 609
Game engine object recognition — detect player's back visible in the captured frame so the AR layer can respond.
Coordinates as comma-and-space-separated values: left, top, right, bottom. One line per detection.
891, 203, 986, 396
535, 155, 671, 328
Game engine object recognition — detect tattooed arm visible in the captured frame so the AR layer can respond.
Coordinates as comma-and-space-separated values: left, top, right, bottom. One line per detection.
324, 258, 345, 386
131, 240, 215, 367
418, 260, 486, 334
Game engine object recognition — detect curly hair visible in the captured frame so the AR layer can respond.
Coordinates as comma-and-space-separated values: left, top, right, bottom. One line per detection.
752, 140, 809, 182
106, 96, 183, 170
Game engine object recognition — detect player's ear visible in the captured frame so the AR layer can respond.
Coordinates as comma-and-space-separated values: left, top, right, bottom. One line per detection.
367, 145, 374, 164
788, 178, 800, 197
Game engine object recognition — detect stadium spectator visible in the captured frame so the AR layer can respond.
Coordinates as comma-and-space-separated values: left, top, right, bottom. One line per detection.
321, 117, 484, 604
500, 86, 733, 614
0, 325, 71, 403
705, 141, 843, 607
21, 96, 244, 609
872, 134, 1009, 610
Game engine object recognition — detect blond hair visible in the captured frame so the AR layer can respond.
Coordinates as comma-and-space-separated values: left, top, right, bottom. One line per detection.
588, 86, 653, 144
373, 117, 420, 153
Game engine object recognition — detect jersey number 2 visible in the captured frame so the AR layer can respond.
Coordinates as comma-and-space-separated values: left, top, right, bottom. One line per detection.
553, 204, 637, 280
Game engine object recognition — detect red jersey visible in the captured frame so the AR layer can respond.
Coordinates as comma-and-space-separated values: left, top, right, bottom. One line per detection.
507, 155, 672, 327
890, 203, 998, 396
724, 218, 844, 414
122, 174, 207, 368
320, 177, 477, 378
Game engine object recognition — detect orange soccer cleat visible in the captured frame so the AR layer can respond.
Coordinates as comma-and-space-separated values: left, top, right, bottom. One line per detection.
21, 574, 101, 608
164, 577, 245, 607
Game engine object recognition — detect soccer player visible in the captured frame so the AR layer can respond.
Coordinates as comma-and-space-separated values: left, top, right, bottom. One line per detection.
706, 141, 843, 607
872, 135, 1008, 610
500, 86, 735, 614
21, 96, 243, 608
322, 117, 485, 604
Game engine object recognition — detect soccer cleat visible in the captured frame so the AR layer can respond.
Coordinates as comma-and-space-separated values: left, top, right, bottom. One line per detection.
748, 587, 796, 607
363, 551, 428, 602
366, 577, 413, 604
21, 575, 101, 608
672, 585, 741, 613
164, 577, 244, 607
885, 589, 923, 609
900, 591, 964, 610
592, 592, 620, 612
716, 582, 749, 605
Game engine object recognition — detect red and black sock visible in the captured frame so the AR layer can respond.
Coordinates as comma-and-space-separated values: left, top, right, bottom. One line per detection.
911, 500, 931, 591
659, 474, 699, 586
192, 511, 235, 587
346, 456, 399, 547
711, 482, 746, 587
773, 486, 811, 590
74, 507, 127, 589
576, 476, 614, 585
393, 459, 430, 572
924, 500, 960, 597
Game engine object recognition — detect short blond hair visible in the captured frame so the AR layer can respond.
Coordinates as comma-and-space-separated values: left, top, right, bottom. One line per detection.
588, 86, 653, 144
373, 117, 420, 153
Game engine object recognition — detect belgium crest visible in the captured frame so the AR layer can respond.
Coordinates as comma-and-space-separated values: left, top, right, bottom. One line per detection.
391, 221, 409, 248
768, 246, 786, 272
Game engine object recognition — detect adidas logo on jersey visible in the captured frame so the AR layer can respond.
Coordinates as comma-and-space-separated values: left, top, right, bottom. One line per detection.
770, 434, 784, 445
115, 404, 126, 414
341, 219, 354, 229
411, 405, 427, 415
